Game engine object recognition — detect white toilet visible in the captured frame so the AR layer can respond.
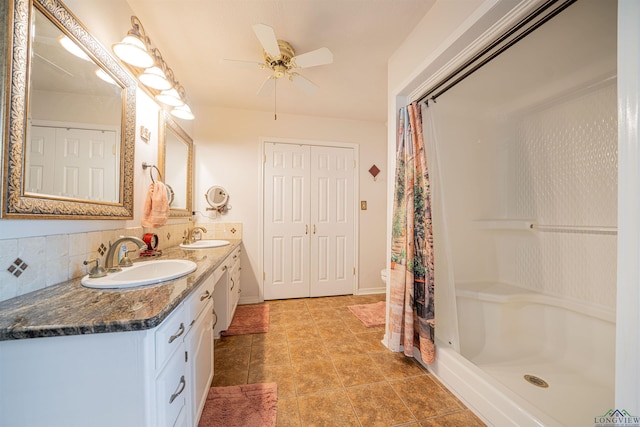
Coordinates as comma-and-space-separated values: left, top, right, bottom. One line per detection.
381, 268, 388, 285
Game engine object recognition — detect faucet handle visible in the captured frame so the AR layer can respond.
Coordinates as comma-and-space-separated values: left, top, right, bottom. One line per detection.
83, 258, 107, 278
119, 250, 135, 268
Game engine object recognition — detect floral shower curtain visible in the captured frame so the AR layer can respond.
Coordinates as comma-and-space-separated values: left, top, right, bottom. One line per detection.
388, 102, 435, 364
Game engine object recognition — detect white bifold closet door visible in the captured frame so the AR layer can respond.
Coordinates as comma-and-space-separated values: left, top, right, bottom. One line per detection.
264, 142, 355, 300
26, 125, 118, 202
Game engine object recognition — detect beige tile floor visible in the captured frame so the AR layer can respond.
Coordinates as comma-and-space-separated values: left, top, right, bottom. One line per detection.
212, 294, 485, 427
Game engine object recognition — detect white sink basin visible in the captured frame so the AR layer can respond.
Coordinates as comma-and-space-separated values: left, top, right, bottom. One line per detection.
180, 239, 230, 249
81, 259, 197, 289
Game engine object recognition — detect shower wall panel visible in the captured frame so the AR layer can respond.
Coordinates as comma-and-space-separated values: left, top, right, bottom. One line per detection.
498, 81, 617, 307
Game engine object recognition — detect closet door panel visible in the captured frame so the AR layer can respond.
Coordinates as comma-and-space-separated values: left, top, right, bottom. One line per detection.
310, 146, 355, 297
264, 143, 311, 300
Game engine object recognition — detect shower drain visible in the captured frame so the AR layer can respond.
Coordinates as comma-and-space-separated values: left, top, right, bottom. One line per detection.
524, 374, 549, 388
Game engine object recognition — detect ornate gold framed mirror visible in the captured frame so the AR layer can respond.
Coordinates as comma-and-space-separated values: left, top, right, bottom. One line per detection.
158, 111, 193, 218
1, 0, 136, 219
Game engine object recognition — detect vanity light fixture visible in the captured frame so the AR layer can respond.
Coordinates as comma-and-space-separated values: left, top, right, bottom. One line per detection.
139, 64, 171, 90
171, 104, 194, 121
156, 88, 184, 107
113, 16, 194, 120
112, 18, 154, 68
58, 35, 91, 61
95, 68, 117, 85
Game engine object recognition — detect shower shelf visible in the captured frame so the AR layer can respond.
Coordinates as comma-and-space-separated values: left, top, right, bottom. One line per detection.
530, 224, 617, 234
474, 220, 617, 235
473, 219, 534, 230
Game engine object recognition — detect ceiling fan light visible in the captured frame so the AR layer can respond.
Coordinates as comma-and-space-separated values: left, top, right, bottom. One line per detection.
112, 35, 154, 68
58, 35, 91, 62
139, 66, 172, 90
273, 64, 287, 79
171, 104, 194, 120
156, 89, 184, 107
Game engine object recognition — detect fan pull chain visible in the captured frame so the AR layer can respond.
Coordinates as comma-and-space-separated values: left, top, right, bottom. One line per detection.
274, 79, 278, 120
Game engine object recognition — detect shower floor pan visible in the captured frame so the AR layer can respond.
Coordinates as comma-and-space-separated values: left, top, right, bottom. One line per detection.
476, 356, 612, 426
456, 282, 615, 426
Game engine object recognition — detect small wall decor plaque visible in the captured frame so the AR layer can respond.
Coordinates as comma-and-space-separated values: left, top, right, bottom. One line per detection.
368, 164, 380, 180
140, 125, 151, 143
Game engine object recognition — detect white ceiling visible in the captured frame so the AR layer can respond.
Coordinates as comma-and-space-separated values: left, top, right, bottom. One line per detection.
124, 0, 436, 122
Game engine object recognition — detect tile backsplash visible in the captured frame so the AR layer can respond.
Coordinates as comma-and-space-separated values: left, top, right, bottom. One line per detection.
0, 222, 242, 303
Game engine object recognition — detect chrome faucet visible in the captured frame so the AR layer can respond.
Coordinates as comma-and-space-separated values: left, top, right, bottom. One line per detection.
104, 236, 147, 272
189, 227, 207, 243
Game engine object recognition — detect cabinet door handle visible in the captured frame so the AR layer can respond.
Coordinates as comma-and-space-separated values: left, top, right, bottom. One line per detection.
200, 290, 211, 301
168, 323, 185, 344
169, 376, 186, 404
222, 265, 228, 271
305, 224, 308, 234
212, 307, 218, 329
313, 224, 316, 234
230, 277, 235, 291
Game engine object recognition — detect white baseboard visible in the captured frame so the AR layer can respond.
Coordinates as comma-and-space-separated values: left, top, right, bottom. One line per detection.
356, 287, 386, 295
238, 289, 384, 303
239, 295, 261, 305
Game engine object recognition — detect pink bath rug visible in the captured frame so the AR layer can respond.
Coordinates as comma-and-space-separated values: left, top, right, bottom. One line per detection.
198, 382, 278, 427
221, 304, 270, 336
348, 301, 386, 327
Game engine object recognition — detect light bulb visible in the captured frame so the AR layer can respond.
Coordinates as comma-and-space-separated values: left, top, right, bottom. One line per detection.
171, 104, 194, 120
58, 35, 91, 61
139, 66, 171, 90
156, 89, 184, 107
95, 68, 117, 85
112, 35, 153, 68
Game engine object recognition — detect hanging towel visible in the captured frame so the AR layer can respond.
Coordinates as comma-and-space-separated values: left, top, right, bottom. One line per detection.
141, 182, 170, 228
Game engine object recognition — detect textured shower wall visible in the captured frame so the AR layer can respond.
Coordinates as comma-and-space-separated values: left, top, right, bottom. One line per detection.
497, 81, 617, 308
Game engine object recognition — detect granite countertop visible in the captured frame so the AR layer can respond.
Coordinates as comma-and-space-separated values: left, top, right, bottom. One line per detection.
0, 240, 241, 341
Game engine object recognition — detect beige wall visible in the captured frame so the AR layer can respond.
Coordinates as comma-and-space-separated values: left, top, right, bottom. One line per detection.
193, 106, 388, 301
1, 0, 387, 302
388, 0, 486, 96
386, 0, 500, 348
0, 0, 194, 301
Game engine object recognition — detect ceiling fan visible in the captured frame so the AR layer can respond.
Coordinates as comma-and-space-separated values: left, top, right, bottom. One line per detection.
224, 23, 333, 98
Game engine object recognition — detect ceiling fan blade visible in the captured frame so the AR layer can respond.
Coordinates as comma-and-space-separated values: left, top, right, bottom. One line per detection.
220, 58, 264, 69
290, 73, 318, 95
252, 23, 281, 59
292, 47, 333, 68
257, 76, 276, 97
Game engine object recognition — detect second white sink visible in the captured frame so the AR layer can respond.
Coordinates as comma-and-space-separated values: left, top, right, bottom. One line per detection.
81, 259, 197, 289
180, 239, 230, 249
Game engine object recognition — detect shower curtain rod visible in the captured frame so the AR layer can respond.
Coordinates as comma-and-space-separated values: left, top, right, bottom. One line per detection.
417, 0, 576, 106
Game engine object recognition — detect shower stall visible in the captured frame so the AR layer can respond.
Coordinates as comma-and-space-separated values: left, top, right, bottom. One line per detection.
417, 1, 618, 425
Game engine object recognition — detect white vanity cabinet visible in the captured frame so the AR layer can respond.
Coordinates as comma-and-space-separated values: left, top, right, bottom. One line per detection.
184, 273, 215, 426
213, 246, 242, 337
154, 303, 189, 427
0, 275, 217, 427
228, 247, 242, 320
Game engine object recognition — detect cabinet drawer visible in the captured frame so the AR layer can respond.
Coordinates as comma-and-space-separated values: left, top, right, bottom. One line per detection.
229, 247, 241, 265
155, 305, 186, 369
185, 276, 215, 328
188, 300, 214, 425
209, 262, 225, 286
156, 345, 187, 427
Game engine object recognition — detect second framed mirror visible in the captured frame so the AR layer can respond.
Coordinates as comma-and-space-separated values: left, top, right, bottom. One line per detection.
158, 111, 193, 217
